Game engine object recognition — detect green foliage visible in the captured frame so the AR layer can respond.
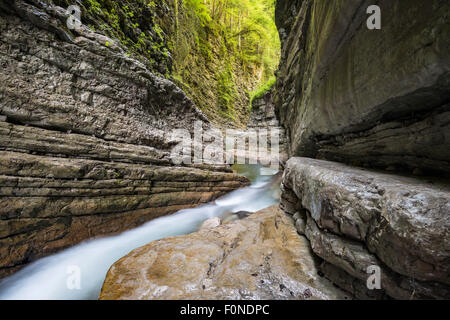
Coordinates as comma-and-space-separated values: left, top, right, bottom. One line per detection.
177, 0, 280, 126
217, 62, 237, 119
249, 76, 276, 110
53, 0, 280, 126
86, 0, 102, 14
184, 0, 213, 26
182, 0, 280, 84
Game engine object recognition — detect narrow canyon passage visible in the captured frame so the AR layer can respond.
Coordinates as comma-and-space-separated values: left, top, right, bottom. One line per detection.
0, 0, 448, 302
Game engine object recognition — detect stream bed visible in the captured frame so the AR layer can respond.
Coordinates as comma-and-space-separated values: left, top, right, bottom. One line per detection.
0, 165, 280, 300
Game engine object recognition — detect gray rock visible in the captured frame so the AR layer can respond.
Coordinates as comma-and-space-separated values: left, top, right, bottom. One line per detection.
295, 217, 306, 235
274, 0, 450, 176
248, 89, 288, 163
100, 206, 351, 300
0, 1, 249, 278
281, 157, 450, 299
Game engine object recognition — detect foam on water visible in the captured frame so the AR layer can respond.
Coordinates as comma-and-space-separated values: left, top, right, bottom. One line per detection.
0, 165, 280, 300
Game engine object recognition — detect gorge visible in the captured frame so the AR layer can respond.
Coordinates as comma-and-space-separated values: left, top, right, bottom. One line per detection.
0, 0, 449, 300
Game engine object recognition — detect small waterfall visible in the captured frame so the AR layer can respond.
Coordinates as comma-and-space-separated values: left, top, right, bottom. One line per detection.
0, 165, 280, 300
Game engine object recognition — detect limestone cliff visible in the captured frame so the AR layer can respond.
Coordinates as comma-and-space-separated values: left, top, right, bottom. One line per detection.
248, 88, 288, 162
0, 0, 249, 278
275, 0, 450, 299
169, 1, 260, 129
275, 0, 450, 176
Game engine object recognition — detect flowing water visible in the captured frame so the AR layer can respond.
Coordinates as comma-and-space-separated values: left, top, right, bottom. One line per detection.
0, 165, 280, 300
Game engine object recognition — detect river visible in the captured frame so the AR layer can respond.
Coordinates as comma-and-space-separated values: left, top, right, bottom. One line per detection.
0, 165, 280, 300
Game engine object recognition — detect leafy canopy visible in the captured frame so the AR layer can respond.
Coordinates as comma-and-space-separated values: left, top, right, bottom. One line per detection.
184, 0, 280, 83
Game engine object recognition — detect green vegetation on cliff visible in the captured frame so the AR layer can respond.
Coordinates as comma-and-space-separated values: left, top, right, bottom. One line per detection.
173, 0, 280, 127
51, 0, 175, 75
249, 76, 276, 111
183, 0, 280, 81
49, 0, 280, 128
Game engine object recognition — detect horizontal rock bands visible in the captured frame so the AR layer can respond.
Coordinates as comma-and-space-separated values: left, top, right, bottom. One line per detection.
0, 151, 244, 182
0, 1, 247, 281
0, 10, 208, 152
281, 157, 450, 299
0, 203, 204, 278
0, 121, 171, 166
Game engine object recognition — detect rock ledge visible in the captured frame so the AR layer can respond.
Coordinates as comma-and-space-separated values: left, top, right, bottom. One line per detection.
281, 157, 450, 299
100, 205, 349, 300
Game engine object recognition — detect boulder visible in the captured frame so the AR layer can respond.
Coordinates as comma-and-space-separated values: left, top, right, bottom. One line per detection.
99, 205, 350, 300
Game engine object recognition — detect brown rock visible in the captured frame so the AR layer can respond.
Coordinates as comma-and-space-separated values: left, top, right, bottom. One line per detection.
99, 206, 350, 300
0, 2, 249, 278
0, 151, 249, 278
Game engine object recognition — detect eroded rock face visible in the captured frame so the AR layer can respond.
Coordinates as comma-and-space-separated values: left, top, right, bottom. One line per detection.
0, 1, 249, 278
281, 158, 450, 299
100, 205, 350, 300
248, 89, 288, 163
274, 0, 450, 176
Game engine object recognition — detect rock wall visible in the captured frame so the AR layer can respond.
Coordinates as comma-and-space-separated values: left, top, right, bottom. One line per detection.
275, 0, 450, 299
248, 89, 281, 130
281, 158, 450, 299
274, 0, 450, 176
248, 89, 288, 162
170, 1, 260, 129
0, 1, 248, 278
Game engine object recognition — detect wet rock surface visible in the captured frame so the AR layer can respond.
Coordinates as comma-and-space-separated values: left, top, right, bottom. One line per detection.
0, 150, 248, 278
281, 157, 450, 299
274, 0, 450, 176
0, 1, 249, 278
248, 89, 288, 163
100, 205, 350, 300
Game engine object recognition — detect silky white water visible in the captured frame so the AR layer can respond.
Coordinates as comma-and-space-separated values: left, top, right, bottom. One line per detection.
0, 165, 280, 300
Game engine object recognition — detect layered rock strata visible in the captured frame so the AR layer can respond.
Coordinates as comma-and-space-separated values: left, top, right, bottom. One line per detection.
274, 0, 450, 176
248, 89, 288, 163
280, 158, 450, 299
0, 1, 248, 278
100, 205, 350, 300
275, 0, 450, 300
